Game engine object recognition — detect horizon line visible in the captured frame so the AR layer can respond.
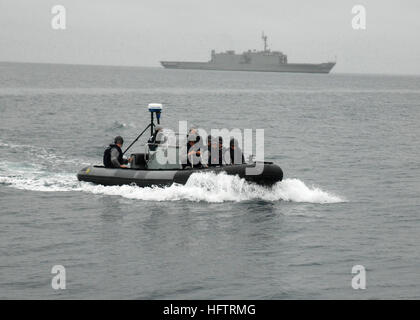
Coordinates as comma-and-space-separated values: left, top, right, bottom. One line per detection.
1, 60, 419, 77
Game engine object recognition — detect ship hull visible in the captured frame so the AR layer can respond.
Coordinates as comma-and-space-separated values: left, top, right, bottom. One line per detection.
160, 61, 335, 74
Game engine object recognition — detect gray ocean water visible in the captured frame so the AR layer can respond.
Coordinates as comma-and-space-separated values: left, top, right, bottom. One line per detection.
0, 62, 419, 299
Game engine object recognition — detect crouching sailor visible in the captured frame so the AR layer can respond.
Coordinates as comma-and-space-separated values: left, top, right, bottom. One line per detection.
103, 136, 132, 168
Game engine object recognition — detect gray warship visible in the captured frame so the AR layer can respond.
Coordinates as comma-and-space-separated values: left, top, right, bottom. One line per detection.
161, 33, 335, 74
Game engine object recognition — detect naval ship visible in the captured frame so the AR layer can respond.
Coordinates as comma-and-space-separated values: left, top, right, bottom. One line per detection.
161, 33, 335, 74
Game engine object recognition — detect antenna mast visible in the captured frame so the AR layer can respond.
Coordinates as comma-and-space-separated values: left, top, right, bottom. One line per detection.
262, 32, 268, 52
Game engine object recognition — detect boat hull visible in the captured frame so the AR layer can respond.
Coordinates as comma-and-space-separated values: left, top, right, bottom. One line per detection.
77, 163, 283, 187
160, 61, 335, 74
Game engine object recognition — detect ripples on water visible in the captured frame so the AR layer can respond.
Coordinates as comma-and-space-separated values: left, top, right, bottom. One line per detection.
0, 62, 419, 299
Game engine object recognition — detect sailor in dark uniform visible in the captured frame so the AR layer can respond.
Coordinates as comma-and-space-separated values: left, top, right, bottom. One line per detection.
217, 137, 225, 165
186, 133, 202, 168
103, 136, 131, 168
207, 135, 219, 166
229, 138, 245, 165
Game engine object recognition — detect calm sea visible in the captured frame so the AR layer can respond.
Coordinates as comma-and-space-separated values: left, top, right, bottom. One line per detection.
0, 62, 419, 299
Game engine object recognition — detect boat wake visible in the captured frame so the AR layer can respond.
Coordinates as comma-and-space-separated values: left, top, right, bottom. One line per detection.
0, 160, 345, 204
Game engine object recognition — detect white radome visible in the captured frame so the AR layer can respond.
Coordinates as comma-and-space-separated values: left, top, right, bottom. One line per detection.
148, 103, 162, 112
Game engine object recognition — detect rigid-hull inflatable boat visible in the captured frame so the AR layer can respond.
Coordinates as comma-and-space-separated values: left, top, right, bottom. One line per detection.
77, 103, 283, 187
77, 161, 283, 187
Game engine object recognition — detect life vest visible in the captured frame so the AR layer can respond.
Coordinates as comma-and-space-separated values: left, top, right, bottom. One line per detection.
103, 144, 123, 168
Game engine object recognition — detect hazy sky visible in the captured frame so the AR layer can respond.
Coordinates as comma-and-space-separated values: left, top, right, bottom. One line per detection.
1, 0, 419, 74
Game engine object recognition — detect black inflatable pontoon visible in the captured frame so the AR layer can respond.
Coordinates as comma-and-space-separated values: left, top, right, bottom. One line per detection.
77, 162, 283, 187
77, 103, 283, 187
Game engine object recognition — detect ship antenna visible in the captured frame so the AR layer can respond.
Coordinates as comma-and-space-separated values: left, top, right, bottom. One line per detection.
262, 32, 268, 52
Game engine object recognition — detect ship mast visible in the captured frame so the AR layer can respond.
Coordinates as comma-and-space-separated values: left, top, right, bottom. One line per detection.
261, 32, 268, 52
